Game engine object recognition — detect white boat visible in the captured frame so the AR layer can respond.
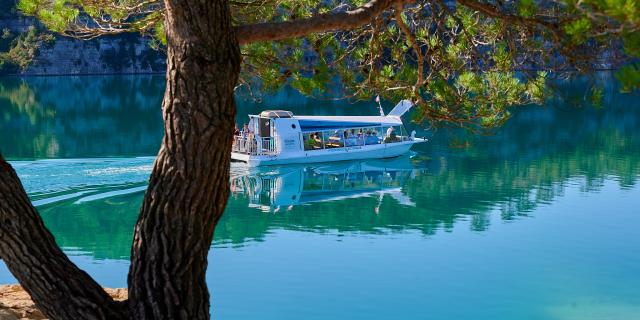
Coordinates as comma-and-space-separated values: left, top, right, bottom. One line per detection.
231, 100, 427, 166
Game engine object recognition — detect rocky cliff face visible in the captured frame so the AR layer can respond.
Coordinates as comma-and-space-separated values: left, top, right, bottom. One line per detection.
25, 33, 166, 75
0, 1, 166, 75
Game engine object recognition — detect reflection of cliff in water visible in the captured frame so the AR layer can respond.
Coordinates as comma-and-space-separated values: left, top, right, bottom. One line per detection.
0, 76, 164, 159
0, 76, 377, 159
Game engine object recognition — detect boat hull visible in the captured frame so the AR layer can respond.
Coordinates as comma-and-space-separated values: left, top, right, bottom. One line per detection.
231, 139, 426, 166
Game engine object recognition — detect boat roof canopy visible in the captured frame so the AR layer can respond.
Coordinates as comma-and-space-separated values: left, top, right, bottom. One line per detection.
387, 100, 413, 117
295, 115, 403, 132
259, 110, 294, 118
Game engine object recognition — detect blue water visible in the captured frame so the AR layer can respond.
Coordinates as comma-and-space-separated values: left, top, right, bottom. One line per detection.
1, 74, 639, 319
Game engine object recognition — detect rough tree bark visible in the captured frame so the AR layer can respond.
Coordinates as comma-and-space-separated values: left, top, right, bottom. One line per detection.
127, 0, 240, 319
0, 155, 128, 319
1, 0, 239, 319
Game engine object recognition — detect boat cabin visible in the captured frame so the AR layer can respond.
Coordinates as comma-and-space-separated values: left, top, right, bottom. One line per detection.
231, 100, 425, 166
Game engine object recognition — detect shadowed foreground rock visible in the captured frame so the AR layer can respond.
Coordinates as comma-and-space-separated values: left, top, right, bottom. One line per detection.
0, 285, 127, 319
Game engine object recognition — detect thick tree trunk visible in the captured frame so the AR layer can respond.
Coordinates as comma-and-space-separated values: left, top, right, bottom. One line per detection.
2, 0, 239, 318
127, 0, 240, 319
0, 156, 128, 319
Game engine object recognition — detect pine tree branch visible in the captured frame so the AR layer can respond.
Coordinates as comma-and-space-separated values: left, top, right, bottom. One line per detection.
234, 0, 407, 45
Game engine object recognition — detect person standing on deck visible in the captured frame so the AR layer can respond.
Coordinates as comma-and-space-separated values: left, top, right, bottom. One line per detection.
232, 124, 241, 151
386, 127, 394, 138
241, 124, 253, 152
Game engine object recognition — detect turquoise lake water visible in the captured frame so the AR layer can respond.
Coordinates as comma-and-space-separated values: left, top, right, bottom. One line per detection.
0, 74, 639, 319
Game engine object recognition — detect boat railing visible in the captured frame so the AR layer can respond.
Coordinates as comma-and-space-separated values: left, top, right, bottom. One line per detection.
232, 136, 277, 155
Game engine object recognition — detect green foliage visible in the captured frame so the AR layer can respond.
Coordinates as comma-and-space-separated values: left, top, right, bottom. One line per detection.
563, 18, 592, 45
615, 63, 640, 92
622, 32, 640, 57
149, 21, 166, 50
0, 26, 54, 75
518, 0, 537, 18
590, 86, 604, 108
2, 29, 12, 40
13, 0, 640, 130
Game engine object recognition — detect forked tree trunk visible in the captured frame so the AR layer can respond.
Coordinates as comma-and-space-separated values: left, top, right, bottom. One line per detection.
0, 0, 240, 319
127, 0, 240, 319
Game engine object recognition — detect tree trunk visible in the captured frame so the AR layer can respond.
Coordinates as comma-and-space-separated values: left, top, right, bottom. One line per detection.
127, 0, 240, 319
1, 0, 239, 318
2, 0, 239, 319
0, 156, 128, 319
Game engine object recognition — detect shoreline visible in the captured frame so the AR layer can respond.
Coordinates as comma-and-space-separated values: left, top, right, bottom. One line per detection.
0, 72, 165, 78
0, 67, 624, 78
0, 284, 127, 320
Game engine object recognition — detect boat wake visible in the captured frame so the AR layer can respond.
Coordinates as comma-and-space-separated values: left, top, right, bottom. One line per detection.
10, 155, 426, 209
11, 157, 154, 207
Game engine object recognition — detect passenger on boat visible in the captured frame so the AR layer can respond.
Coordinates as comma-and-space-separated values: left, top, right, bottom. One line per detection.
384, 127, 399, 143
313, 132, 323, 149
342, 130, 349, 146
346, 129, 358, 146
241, 123, 252, 137
356, 129, 365, 145
327, 131, 342, 148
240, 124, 254, 152
343, 129, 357, 147
231, 124, 240, 149
386, 127, 394, 138
365, 131, 379, 145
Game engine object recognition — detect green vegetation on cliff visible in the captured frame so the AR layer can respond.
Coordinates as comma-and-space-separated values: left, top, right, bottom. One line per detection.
0, 26, 53, 74
0, 0, 55, 74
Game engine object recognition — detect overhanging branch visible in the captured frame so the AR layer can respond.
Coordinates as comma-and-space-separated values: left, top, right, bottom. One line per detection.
234, 0, 404, 45
456, 0, 560, 32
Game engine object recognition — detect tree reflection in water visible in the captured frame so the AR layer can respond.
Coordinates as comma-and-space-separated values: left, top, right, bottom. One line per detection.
2, 73, 639, 260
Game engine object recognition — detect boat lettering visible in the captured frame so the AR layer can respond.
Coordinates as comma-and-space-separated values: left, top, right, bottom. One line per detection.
284, 139, 297, 149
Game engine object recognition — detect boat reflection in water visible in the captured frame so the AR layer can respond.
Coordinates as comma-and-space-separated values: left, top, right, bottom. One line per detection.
230, 155, 426, 212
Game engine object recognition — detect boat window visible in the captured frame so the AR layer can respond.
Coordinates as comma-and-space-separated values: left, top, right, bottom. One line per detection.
303, 132, 325, 151
302, 125, 387, 151
325, 130, 344, 148
364, 128, 382, 145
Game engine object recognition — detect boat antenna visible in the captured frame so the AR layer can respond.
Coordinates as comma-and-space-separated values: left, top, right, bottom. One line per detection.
375, 95, 384, 116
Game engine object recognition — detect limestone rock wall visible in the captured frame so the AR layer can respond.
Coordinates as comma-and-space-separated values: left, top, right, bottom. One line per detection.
0, 12, 166, 75
25, 34, 166, 75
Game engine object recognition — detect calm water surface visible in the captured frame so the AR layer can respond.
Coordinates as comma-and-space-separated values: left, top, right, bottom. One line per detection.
1, 75, 639, 319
